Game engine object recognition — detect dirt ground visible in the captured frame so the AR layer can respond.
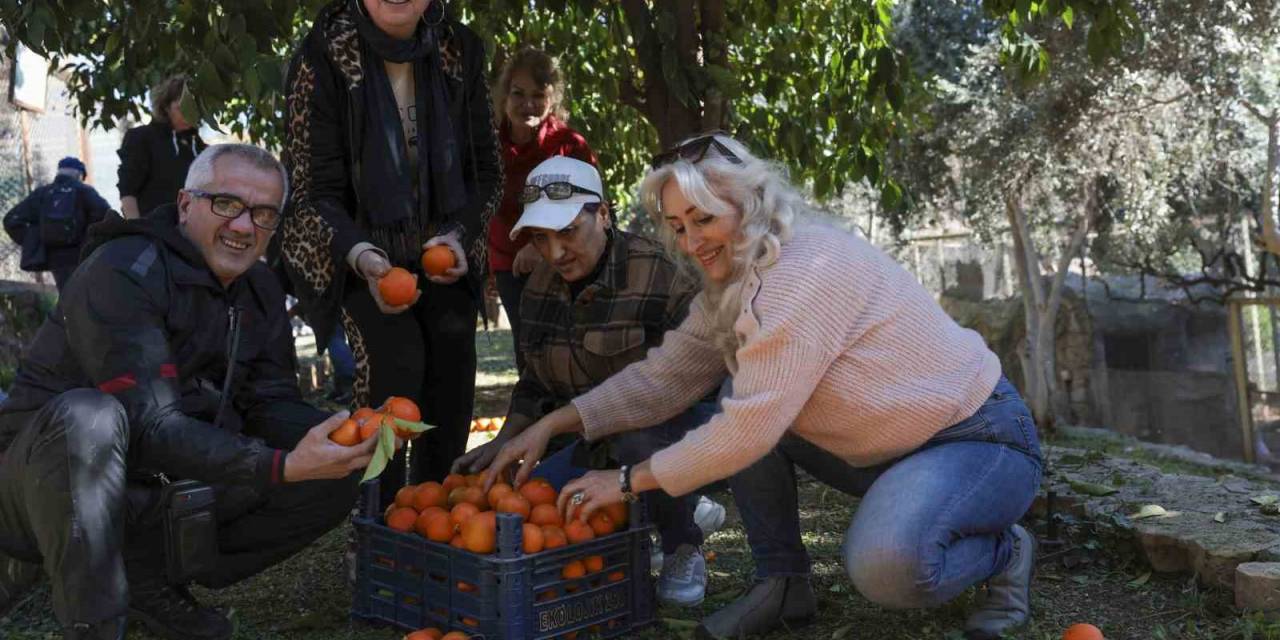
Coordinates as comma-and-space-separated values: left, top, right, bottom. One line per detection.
2, 330, 1274, 639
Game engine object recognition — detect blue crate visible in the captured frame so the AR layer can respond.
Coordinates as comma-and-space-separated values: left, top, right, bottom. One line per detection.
352, 481, 655, 639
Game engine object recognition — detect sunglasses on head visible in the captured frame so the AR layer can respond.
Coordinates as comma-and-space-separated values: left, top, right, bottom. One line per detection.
519, 182, 601, 205
649, 132, 744, 169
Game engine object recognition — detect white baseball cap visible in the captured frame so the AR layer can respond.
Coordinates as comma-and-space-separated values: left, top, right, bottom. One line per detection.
509, 156, 603, 241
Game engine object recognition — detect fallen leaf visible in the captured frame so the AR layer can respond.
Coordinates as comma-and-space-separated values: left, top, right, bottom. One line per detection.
1129, 504, 1180, 520
1214, 512, 1227, 523
1250, 495, 1279, 506
831, 622, 857, 639
1070, 481, 1119, 497
1127, 571, 1151, 587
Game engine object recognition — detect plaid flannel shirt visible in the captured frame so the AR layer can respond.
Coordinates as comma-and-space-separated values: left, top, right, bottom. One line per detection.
508, 230, 698, 422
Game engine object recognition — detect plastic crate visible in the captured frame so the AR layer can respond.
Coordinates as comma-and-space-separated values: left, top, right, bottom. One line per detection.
352, 481, 655, 639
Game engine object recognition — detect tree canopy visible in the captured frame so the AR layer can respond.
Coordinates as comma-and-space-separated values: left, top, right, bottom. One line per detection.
1, 0, 1133, 208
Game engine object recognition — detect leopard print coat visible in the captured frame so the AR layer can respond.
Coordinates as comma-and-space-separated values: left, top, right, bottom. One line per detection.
279, 0, 501, 355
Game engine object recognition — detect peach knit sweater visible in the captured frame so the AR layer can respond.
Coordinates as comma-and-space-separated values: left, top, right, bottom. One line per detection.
572, 223, 1002, 497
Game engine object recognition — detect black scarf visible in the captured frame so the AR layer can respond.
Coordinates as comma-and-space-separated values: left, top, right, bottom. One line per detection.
353, 0, 466, 262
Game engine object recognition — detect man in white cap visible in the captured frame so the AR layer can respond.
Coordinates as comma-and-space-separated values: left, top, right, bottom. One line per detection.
454, 155, 725, 607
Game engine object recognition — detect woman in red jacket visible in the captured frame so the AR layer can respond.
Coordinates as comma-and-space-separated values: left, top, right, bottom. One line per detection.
489, 47, 597, 371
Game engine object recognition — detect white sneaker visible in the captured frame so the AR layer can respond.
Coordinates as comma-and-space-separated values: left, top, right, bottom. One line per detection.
694, 495, 726, 538
657, 544, 706, 607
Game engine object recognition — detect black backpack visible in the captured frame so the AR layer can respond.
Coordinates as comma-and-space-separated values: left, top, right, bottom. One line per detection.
39, 182, 81, 248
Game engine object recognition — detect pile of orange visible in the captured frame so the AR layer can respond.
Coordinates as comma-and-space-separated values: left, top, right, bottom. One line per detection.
330, 396, 426, 446
469, 416, 505, 433
383, 474, 631, 620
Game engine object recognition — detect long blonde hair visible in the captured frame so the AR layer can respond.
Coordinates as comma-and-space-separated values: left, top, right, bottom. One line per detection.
639, 134, 810, 358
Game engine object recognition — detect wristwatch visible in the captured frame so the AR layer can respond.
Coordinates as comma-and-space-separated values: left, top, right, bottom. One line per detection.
619, 465, 638, 503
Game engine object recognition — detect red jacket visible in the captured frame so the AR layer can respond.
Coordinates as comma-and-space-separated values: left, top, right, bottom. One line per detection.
488, 116, 597, 272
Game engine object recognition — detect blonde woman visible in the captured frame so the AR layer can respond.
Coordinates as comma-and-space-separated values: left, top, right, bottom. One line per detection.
484, 133, 1043, 639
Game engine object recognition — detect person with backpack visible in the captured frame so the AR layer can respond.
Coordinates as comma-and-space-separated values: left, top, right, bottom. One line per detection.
3, 157, 113, 290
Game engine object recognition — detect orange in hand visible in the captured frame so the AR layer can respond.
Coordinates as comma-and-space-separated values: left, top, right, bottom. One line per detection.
496, 494, 532, 520
564, 519, 595, 545
530, 503, 563, 527
602, 502, 629, 528
587, 511, 615, 536
421, 245, 457, 277
329, 419, 361, 446
378, 267, 417, 306
404, 628, 444, 640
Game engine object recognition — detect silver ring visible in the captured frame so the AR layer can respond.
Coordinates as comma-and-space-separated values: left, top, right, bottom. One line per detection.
571, 492, 585, 505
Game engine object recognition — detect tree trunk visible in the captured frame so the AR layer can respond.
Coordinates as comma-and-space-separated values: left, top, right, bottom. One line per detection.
617, 0, 728, 149
1005, 180, 1098, 431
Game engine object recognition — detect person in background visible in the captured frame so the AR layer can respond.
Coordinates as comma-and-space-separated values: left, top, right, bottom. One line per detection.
484, 134, 1043, 640
3, 157, 113, 290
118, 75, 208, 219
489, 46, 597, 372
279, 0, 501, 511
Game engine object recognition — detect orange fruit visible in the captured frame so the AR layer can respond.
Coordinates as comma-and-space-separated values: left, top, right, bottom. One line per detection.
450, 503, 480, 530
329, 419, 361, 446
386, 507, 418, 532
382, 396, 421, 422
421, 245, 456, 277
522, 523, 545, 554
395, 485, 419, 509
352, 406, 378, 425
587, 511, 615, 536
441, 632, 470, 640
464, 473, 487, 488
461, 511, 497, 554
519, 478, 557, 507
378, 267, 417, 306
487, 482, 514, 507
1063, 624, 1104, 640
583, 555, 604, 573
449, 486, 487, 510
496, 494, 532, 520
460, 617, 478, 627
413, 482, 449, 511
602, 502, 628, 528
561, 560, 586, 580
450, 535, 466, 549
704, 550, 717, 562
358, 419, 381, 442
530, 503, 563, 527
416, 508, 453, 542
536, 589, 558, 602
442, 473, 467, 494
404, 629, 443, 640
606, 570, 625, 582
542, 525, 568, 550
456, 581, 477, 593
564, 519, 595, 545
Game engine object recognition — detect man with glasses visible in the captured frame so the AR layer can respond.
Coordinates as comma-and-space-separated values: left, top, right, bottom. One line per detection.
0, 145, 375, 640
454, 156, 725, 607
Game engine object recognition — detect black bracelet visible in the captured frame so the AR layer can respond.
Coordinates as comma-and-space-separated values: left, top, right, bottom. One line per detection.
619, 464, 637, 503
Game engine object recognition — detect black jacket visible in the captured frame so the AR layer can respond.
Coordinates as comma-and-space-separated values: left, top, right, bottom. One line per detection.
117, 122, 208, 216
2, 174, 112, 272
277, 0, 501, 346
0, 205, 319, 490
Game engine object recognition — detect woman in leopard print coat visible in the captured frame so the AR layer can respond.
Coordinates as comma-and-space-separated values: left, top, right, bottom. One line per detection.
279, 0, 501, 503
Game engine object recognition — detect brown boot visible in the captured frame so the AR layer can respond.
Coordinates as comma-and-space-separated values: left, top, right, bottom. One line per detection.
696, 575, 816, 639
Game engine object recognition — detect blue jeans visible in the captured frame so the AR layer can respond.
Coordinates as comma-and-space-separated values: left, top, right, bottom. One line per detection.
532, 402, 717, 553
327, 325, 355, 386
729, 377, 1042, 609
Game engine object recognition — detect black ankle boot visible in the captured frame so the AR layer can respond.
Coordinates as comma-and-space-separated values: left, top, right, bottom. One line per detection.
696, 575, 817, 639
128, 571, 232, 640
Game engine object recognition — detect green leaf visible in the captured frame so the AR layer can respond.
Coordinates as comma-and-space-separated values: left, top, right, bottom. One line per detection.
1250, 495, 1279, 506
1061, 5, 1074, 29
1213, 512, 1227, 523
391, 417, 438, 434
360, 423, 397, 483
1069, 481, 1119, 497
1127, 571, 1151, 587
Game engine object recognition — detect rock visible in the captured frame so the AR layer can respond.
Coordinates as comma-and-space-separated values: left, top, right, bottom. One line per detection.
1236, 562, 1280, 611
1136, 527, 1193, 573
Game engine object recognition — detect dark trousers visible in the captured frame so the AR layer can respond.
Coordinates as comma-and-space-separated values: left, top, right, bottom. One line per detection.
0, 390, 360, 630
51, 265, 76, 292
494, 270, 527, 374
342, 278, 477, 509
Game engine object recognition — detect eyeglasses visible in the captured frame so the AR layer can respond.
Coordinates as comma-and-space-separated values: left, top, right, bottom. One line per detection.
186, 190, 282, 231
650, 133, 744, 169
519, 182, 601, 205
